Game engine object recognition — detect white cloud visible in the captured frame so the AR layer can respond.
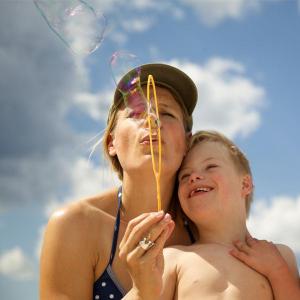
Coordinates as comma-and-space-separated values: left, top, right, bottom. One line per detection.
75, 56, 265, 140
0, 247, 35, 281
167, 58, 265, 138
171, 6, 185, 20
44, 157, 120, 217
121, 18, 154, 33
179, 0, 260, 26
108, 31, 128, 45
36, 158, 120, 258
35, 225, 46, 260
74, 89, 113, 121
247, 195, 300, 257
0, 3, 96, 210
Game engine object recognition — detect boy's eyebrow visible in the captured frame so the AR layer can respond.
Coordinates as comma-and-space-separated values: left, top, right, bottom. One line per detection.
203, 157, 215, 162
179, 157, 217, 174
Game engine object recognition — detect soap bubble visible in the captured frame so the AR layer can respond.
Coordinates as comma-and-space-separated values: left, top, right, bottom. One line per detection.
110, 51, 141, 92
110, 51, 161, 128
110, 51, 146, 114
33, 0, 107, 56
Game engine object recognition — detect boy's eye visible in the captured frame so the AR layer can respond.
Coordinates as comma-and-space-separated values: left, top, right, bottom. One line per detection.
179, 174, 189, 181
207, 164, 218, 170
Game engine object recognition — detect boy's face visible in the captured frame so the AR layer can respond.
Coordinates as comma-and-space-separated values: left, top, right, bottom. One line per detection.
178, 141, 251, 224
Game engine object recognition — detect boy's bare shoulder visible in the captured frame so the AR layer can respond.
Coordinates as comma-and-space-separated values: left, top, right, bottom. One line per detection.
275, 243, 299, 276
164, 244, 198, 259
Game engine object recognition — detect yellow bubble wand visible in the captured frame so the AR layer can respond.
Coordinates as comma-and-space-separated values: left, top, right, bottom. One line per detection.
146, 75, 162, 211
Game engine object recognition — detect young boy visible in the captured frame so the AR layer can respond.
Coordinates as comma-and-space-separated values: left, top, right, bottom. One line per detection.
122, 130, 299, 300
159, 130, 300, 299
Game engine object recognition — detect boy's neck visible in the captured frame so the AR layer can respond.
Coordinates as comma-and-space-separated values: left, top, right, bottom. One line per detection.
195, 219, 248, 247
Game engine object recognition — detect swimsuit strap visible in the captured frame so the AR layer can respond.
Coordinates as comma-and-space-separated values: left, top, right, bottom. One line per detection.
108, 186, 122, 265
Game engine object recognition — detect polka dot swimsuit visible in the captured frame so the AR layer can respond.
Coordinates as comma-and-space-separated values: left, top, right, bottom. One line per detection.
93, 187, 125, 300
92, 186, 195, 299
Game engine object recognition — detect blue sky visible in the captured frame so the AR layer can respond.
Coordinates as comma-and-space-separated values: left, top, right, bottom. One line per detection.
0, 1, 300, 299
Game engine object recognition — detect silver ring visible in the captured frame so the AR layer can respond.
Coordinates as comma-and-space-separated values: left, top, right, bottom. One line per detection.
139, 237, 155, 251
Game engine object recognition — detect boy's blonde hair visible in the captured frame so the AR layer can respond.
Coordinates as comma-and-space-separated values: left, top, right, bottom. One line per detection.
190, 130, 253, 216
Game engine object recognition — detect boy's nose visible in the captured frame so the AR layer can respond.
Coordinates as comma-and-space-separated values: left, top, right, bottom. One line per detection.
189, 172, 204, 184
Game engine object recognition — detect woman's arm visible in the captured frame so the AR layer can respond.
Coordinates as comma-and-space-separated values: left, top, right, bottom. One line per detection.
230, 236, 300, 300
120, 212, 175, 300
39, 202, 98, 300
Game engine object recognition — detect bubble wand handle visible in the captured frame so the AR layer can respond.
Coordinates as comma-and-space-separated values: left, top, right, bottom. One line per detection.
146, 75, 162, 211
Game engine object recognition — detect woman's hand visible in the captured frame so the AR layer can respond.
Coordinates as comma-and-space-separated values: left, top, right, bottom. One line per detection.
230, 234, 300, 300
119, 211, 175, 300
230, 234, 289, 278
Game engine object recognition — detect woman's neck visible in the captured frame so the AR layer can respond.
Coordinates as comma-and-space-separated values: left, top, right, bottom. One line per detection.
120, 171, 176, 222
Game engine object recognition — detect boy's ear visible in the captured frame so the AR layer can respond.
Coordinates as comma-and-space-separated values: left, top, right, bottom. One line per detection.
107, 133, 117, 156
241, 175, 253, 198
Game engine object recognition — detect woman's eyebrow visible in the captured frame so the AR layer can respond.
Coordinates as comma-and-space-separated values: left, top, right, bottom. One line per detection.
159, 103, 171, 109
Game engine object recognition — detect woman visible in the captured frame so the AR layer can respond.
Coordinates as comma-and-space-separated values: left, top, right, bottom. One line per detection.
39, 63, 198, 300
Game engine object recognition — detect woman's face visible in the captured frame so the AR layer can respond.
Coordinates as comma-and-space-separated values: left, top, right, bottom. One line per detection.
108, 86, 188, 178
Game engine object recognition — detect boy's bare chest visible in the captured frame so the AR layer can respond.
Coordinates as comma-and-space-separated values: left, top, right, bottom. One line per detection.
175, 250, 273, 300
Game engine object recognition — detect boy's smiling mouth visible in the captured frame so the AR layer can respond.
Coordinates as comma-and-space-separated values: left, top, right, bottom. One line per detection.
189, 186, 213, 198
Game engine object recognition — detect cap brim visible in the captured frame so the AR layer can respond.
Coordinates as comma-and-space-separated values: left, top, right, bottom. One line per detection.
113, 63, 198, 116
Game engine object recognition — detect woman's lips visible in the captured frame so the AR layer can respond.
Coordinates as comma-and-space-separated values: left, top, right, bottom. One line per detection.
140, 135, 159, 145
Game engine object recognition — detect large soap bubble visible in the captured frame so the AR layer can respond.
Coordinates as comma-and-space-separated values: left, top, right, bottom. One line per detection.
33, 0, 107, 56
109, 51, 160, 127
110, 51, 146, 116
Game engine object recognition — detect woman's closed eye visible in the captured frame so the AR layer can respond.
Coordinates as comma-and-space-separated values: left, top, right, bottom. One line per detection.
160, 111, 176, 118
127, 109, 146, 119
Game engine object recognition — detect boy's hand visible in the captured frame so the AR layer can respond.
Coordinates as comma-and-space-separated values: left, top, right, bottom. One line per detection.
230, 234, 289, 279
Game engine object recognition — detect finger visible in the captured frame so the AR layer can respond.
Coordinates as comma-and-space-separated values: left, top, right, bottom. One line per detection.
119, 212, 151, 249
124, 226, 169, 268
146, 213, 173, 242
120, 211, 167, 256
229, 248, 250, 264
131, 214, 173, 257
246, 235, 257, 247
165, 220, 175, 240
234, 240, 252, 254
246, 230, 253, 240
127, 213, 172, 246
142, 227, 170, 261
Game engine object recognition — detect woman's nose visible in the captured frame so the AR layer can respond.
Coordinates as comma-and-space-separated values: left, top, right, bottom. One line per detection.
189, 172, 204, 184
141, 112, 162, 130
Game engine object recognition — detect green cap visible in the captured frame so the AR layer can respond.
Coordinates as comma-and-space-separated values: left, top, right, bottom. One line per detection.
112, 63, 198, 131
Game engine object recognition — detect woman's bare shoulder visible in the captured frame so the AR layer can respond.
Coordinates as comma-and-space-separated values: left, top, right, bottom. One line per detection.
40, 189, 119, 299
44, 188, 118, 247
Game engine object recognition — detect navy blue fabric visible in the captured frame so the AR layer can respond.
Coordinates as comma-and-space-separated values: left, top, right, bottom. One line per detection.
92, 187, 196, 299
93, 186, 124, 300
